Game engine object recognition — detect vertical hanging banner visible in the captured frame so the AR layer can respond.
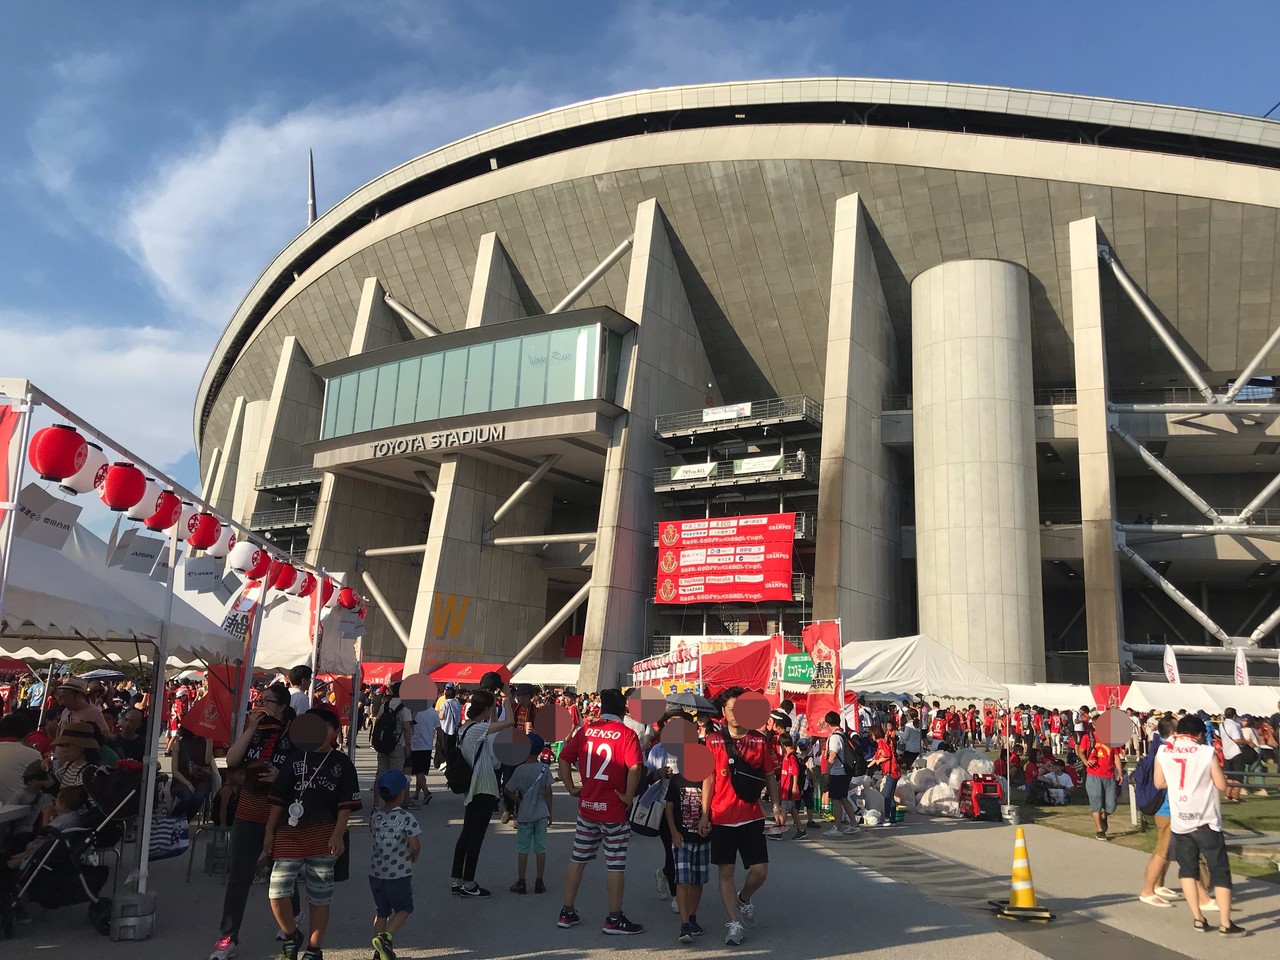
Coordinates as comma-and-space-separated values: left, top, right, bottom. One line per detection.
1234, 647, 1249, 686
181, 663, 237, 746
655, 513, 795, 603
1163, 645, 1181, 684
0, 404, 19, 528
802, 620, 842, 735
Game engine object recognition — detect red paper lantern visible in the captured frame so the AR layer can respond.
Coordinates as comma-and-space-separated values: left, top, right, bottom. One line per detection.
245, 550, 272, 580
293, 572, 317, 597
271, 563, 297, 592
187, 513, 221, 550
338, 586, 360, 609
320, 577, 336, 607
98, 462, 147, 512
143, 490, 183, 531
28, 425, 88, 481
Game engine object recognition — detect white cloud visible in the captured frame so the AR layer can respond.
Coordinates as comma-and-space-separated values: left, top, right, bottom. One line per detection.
118, 82, 554, 327
0, 314, 209, 470
27, 52, 124, 199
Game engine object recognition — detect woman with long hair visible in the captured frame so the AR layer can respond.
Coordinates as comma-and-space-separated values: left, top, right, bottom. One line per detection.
450, 689, 515, 897
171, 726, 215, 820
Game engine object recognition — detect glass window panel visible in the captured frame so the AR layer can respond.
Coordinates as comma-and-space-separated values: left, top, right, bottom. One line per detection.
417, 353, 443, 421
322, 378, 340, 439
334, 375, 357, 437
601, 331, 623, 403
395, 357, 421, 425
463, 342, 494, 414
439, 348, 467, 418
352, 368, 378, 434
372, 362, 399, 429
517, 333, 550, 407
491, 338, 520, 412
544, 327, 580, 404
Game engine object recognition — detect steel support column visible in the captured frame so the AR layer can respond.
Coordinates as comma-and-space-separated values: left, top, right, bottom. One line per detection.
1118, 544, 1231, 643
491, 531, 598, 547
484, 455, 560, 534
1235, 472, 1280, 523
1109, 424, 1222, 523
549, 236, 634, 314
363, 544, 429, 558
360, 571, 410, 647
504, 580, 592, 675
383, 293, 441, 337
1224, 324, 1280, 402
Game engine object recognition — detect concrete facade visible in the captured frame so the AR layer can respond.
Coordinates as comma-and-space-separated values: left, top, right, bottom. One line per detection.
912, 259, 1045, 683
193, 80, 1280, 685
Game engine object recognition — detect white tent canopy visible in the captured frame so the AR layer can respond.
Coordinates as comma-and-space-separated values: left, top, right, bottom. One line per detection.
841, 634, 1008, 701
1122, 680, 1280, 716
1, 525, 238, 664
511, 662, 580, 688
1005, 683, 1095, 711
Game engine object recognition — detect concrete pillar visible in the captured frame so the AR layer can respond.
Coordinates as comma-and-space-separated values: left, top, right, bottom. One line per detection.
578, 199, 720, 690
465, 233, 540, 328
814, 193, 903, 637
1070, 218, 1124, 684
403, 456, 551, 673
206, 396, 246, 516
912, 258, 1044, 683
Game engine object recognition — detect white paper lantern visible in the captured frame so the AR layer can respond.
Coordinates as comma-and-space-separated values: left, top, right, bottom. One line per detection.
286, 571, 315, 596
207, 525, 236, 559
175, 503, 199, 541
227, 539, 261, 574
58, 442, 109, 495
125, 478, 162, 521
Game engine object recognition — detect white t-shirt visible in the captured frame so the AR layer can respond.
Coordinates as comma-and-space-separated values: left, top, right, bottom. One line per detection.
1041, 771, 1072, 803
827, 731, 848, 776
288, 687, 310, 716
410, 708, 441, 751
439, 698, 462, 735
1156, 737, 1222, 834
1219, 718, 1243, 760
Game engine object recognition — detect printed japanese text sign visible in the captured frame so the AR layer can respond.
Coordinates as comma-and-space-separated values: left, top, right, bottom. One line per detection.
655, 513, 794, 604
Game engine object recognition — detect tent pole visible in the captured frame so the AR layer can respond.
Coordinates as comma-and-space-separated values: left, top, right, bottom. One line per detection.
0, 393, 34, 622
232, 578, 271, 740
35, 661, 56, 727
135, 529, 179, 898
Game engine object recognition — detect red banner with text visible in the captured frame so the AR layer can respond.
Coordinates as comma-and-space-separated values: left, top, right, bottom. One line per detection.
802, 621, 842, 736
655, 513, 795, 604
181, 664, 238, 746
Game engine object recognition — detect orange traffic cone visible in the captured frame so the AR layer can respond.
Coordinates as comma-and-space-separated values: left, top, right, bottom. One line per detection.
989, 826, 1054, 921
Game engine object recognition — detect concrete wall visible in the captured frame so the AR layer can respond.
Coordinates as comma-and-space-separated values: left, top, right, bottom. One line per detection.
912, 258, 1045, 683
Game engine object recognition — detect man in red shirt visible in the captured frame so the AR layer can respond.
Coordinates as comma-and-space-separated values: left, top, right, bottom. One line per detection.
700, 687, 783, 946
557, 688, 644, 935
1080, 723, 1120, 840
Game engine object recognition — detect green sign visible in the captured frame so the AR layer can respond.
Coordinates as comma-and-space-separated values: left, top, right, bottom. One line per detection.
782, 653, 813, 685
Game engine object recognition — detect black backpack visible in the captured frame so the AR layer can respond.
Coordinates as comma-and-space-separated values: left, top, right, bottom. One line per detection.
444, 722, 478, 795
835, 730, 867, 777
371, 701, 403, 755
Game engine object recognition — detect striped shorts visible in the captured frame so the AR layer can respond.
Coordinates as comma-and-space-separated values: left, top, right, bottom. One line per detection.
570, 816, 630, 872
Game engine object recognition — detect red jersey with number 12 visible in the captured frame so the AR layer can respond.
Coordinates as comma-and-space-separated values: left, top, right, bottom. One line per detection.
560, 717, 642, 823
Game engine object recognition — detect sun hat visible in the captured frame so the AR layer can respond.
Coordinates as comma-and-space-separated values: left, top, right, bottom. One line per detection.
377, 769, 409, 799
57, 677, 90, 696
52, 721, 99, 750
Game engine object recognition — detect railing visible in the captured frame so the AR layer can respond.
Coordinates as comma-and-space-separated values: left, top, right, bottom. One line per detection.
653, 452, 818, 488
249, 505, 317, 528
255, 465, 323, 489
655, 395, 823, 435
652, 511, 816, 544
883, 388, 1078, 411
650, 575, 812, 604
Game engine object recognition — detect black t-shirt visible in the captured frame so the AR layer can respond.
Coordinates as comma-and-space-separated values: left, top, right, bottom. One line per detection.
109, 734, 145, 762
269, 748, 362, 829
665, 773, 706, 843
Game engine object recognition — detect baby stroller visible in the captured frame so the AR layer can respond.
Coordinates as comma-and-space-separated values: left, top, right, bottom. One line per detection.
1, 763, 142, 939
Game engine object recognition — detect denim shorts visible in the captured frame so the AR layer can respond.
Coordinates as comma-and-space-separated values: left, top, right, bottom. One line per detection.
369, 874, 414, 918
269, 856, 335, 905
1085, 774, 1117, 814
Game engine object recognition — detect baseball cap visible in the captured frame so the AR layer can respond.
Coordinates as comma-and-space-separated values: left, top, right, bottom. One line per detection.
377, 769, 409, 799
444, 682, 456, 690
528, 732, 546, 756
479, 671, 505, 692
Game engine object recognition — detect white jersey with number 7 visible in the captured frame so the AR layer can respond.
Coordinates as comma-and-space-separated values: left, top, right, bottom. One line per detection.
1155, 736, 1222, 835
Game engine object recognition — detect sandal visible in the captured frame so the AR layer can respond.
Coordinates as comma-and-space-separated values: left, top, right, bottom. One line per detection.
534, 878, 546, 894
1192, 918, 1210, 931
510, 879, 526, 895
1218, 923, 1247, 937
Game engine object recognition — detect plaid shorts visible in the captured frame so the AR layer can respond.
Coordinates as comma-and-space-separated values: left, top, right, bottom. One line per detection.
673, 839, 710, 886
269, 855, 335, 905
570, 816, 630, 871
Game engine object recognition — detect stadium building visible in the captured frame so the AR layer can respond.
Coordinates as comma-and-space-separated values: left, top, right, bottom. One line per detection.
194, 79, 1280, 688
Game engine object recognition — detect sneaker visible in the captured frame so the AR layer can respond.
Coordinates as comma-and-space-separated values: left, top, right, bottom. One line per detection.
737, 896, 755, 927
678, 923, 694, 944
1155, 886, 1181, 900
209, 937, 239, 960
822, 828, 844, 837
500, 809, 512, 824
1139, 895, 1173, 908
1200, 900, 1220, 912
372, 933, 396, 960
655, 866, 668, 899
603, 914, 644, 936
689, 916, 703, 937
792, 829, 809, 840
300, 951, 323, 960
1095, 832, 1110, 841
557, 907, 581, 929
277, 917, 305, 941
511, 879, 527, 895
534, 878, 547, 894
670, 896, 680, 913
278, 933, 303, 960
458, 884, 491, 898
841, 825, 860, 835
724, 920, 745, 945
451, 882, 463, 896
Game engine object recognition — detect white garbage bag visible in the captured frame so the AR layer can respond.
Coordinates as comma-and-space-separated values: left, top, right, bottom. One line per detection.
967, 758, 995, 777
924, 752, 953, 772
894, 781, 917, 809
918, 783, 958, 816
909, 768, 937, 792
946, 768, 968, 791
933, 798, 962, 818
861, 785, 884, 813
955, 747, 987, 769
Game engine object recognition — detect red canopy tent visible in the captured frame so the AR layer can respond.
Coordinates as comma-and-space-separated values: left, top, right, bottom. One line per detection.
429, 662, 512, 686
700, 636, 797, 705
359, 662, 404, 686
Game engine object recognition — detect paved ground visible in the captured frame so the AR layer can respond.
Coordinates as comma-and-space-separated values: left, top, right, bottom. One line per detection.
7, 737, 1273, 958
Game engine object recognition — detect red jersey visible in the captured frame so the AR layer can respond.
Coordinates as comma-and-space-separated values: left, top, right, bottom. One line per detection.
560, 717, 642, 823
1049, 714, 1062, 734
779, 753, 803, 802
706, 729, 777, 826
1081, 735, 1118, 779
928, 716, 947, 740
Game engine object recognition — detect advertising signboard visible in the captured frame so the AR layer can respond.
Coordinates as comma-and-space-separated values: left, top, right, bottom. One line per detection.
655, 513, 795, 604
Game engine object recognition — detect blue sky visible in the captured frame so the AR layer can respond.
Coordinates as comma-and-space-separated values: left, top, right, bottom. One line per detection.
2, 0, 1277, 491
